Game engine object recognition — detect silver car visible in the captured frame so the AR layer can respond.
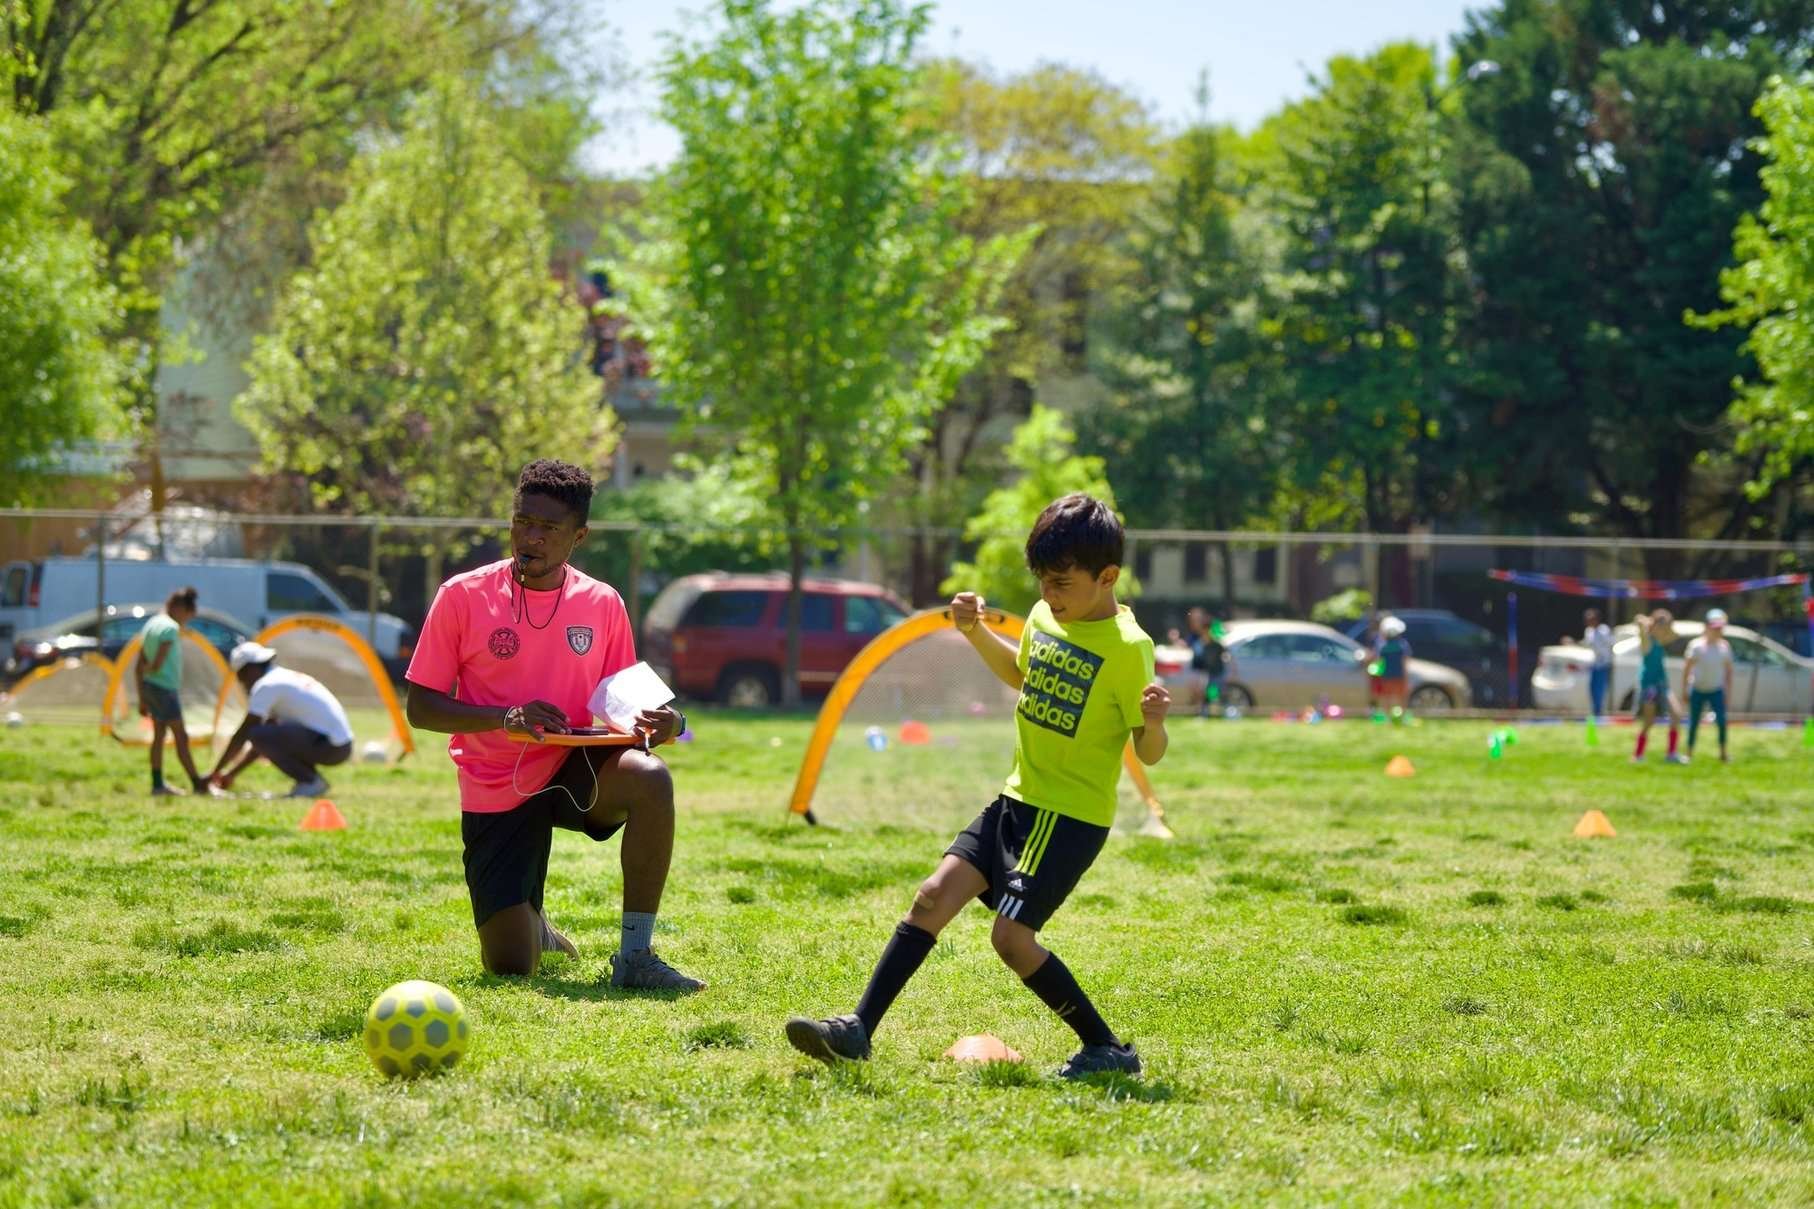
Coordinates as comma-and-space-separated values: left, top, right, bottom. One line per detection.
1163, 620, 1473, 712
1532, 621, 1812, 714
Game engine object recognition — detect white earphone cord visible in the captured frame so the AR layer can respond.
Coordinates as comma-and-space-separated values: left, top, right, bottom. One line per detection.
510, 732, 599, 814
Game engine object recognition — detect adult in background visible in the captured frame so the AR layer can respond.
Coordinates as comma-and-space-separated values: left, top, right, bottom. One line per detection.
1682, 609, 1733, 764
136, 586, 209, 797
405, 458, 701, 988
207, 643, 354, 797
1581, 607, 1614, 719
1186, 607, 1237, 717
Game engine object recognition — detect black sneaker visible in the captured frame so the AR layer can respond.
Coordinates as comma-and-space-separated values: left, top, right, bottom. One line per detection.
784, 1014, 870, 1063
1057, 1041, 1141, 1080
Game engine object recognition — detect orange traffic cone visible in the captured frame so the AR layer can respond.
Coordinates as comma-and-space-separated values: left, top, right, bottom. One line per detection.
1384, 755, 1416, 778
1572, 809, 1616, 838
299, 799, 347, 831
943, 1033, 1023, 1063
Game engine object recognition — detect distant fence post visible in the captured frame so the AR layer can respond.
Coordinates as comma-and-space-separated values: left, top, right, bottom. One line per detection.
627, 530, 643, 635
368, 520, 382, 650
94, 513, 106, 624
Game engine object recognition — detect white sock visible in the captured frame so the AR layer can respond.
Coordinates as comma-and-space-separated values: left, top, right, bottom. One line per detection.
621, 911, 656, 954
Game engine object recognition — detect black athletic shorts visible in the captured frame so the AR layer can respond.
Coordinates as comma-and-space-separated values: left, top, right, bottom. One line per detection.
946, 795, 1109, 932
460, 747, 628, 928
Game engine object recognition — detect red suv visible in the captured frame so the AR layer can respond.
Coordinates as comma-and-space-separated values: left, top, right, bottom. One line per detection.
642, 572, 910, 706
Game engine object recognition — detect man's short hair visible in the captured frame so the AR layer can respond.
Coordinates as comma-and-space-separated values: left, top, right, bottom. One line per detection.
1025, 493, 1124, 577
516, 459, 594, 524
166, 586, 198, 612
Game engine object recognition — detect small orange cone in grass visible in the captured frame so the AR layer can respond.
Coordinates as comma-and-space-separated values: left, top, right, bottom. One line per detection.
1573, 809, 1616, 838
944, 1033, 1022, 1063
1384, 755, 1416, 778
898, 720, 932, 746
299, 799, 346, 831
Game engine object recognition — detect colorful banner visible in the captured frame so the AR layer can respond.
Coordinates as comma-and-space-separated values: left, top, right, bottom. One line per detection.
1487, 570, 1808, 600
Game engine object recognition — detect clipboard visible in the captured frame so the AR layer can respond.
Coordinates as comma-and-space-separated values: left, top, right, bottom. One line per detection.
505, 727, 651, 751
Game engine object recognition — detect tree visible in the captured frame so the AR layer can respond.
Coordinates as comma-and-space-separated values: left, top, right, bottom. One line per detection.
627, 0, 1027, 705
5, 0, 586, 505
942, 406, 1135, 617
1084, 84, 1285, 609
0, 106, 121, 504
1691, 75, 1814, 502
1259, 44, 1469, 541
1450, 0, 1814, 549
238, 83, 613, 595
903, 58, 1158, 601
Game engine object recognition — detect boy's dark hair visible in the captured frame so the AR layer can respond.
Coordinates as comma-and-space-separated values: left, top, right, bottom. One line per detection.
166, 586, 198, 612
516, 459, 594, 524
1025, 493, 1124, 577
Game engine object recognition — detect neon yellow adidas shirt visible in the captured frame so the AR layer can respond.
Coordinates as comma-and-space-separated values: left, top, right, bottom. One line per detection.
1001, 601, 1155, 828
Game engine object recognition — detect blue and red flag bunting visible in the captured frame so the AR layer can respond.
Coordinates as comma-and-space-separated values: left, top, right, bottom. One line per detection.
1487, 570, 1808, 600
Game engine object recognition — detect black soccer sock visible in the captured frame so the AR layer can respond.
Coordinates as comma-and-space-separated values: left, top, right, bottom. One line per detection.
1022, 952, 1118, 1048
854, 922, 936, 1036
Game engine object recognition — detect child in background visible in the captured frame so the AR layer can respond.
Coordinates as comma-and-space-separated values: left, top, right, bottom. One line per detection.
136, 586, 210, 796
1376, 615, 1411, 719
1582, 607, 1614, 719
1682, 609, 1733, 764
1632, 609, 1686, 764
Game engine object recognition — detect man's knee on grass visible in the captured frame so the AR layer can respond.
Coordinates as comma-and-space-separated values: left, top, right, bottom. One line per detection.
478, 906, 540, 977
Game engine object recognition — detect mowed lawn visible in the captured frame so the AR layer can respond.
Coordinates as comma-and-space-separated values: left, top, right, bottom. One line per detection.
1, 711, 1812, 1206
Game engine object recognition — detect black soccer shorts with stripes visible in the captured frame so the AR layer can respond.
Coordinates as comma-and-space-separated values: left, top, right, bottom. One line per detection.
945, 795, 1109, 932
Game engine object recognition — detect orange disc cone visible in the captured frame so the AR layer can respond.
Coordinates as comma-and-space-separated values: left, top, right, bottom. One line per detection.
898, 720, 932, 746
1384, 755, 1416, 778
1572, 809, 1616, 838
299, 799, 347, 831
943, 1033, 1022, 1063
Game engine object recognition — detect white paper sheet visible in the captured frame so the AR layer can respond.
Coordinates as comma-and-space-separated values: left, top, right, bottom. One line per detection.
587, 661, 676, 732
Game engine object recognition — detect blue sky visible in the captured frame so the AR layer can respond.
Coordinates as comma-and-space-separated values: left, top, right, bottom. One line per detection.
584, 0, 1484, 174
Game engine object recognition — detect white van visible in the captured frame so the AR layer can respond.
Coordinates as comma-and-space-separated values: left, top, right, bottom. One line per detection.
0, 557, 413, 671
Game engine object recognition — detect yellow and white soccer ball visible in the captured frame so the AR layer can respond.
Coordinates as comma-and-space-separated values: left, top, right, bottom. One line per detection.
363, 980, 469, 1078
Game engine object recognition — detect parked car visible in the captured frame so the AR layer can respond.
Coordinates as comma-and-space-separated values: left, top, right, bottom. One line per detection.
642, 573, 911, 706
0, 556, 413, 675
1343, 609, 1509, 706
1163, 619, 1473, 712
1532, 621, 1813, 714
5, 603, 254, 682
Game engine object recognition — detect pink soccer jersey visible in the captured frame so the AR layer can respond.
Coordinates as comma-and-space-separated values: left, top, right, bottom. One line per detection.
405, 560, 637, 812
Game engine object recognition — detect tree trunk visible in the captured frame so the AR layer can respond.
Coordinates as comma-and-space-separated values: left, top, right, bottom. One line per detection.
782, 534, 804, 708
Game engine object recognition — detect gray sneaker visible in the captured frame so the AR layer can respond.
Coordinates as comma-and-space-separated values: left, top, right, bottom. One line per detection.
285, 776, 330, 798
1057, 1042, 1142, 1080
609, 948, 704, 992
540, 915, 579, 959
785, 1014, 870, 1063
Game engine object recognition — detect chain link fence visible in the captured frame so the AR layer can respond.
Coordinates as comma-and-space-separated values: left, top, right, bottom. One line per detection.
4, 508, 1810, 712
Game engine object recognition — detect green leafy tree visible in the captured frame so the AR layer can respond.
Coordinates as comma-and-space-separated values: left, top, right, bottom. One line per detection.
943, 406, 1135, 617
6, 0, 587, 505
903, 58, 1158, 601
1085, 85, 1285, 609
1691, 75, 1814, 502
0, 106, 121, 504
238, 83, 613, 595
1450, 0, 1814, 549
626, 0, 1028, 705
1260, 43, 1467, 540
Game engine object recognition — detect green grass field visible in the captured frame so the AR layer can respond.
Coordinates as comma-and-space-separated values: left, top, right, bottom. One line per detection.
2, 711, 1812, 1206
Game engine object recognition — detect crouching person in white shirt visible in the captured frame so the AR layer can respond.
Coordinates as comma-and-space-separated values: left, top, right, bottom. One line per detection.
207, 642, 356, 797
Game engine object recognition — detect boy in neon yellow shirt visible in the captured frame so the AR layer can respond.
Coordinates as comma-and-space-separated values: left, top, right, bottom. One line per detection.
786, 494, 1170, 1078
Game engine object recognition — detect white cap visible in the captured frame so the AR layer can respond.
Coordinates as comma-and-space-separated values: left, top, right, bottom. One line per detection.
1704, 608, 1728, 628
1379, 616, 1407, 639
229, 641, 278, 671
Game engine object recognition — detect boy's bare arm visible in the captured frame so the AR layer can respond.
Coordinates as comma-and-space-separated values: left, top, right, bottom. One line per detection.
1132, 681, 1170, 765
950, 591, 1022, 689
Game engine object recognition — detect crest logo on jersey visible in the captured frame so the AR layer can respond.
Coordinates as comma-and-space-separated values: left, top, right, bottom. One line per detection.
488, 627, 520, 660
566, 625, 594, 656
